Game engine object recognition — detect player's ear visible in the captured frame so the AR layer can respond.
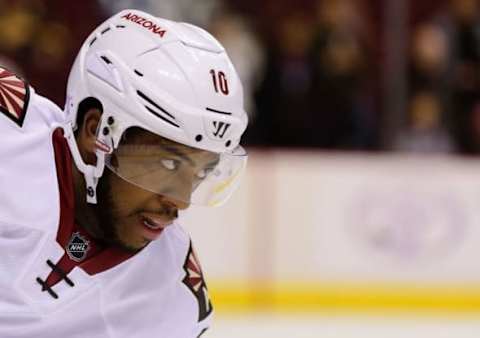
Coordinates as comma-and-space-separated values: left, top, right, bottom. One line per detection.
76, 108, 102, 165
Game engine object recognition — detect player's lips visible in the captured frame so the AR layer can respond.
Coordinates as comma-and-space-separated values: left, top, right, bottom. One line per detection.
137, 213, 175, 240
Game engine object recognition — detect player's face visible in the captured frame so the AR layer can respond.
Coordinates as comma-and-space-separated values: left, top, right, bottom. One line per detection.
94, 128, 219, 252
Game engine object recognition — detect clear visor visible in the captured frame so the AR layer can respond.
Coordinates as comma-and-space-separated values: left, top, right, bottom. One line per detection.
104, 128, 247, 207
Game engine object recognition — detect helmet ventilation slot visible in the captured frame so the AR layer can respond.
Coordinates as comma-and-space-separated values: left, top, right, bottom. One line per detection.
137, 90, 179, 128
206, 107, 232, 115
89, 25, 125, 48
100, 56, 112, 65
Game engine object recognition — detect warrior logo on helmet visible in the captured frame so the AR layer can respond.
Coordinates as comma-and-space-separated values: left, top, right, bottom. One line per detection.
182, 241, 212, 322
212, 121, 231, 139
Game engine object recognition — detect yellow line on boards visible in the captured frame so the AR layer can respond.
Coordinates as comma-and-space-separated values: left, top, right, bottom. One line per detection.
208, 282, 480, 314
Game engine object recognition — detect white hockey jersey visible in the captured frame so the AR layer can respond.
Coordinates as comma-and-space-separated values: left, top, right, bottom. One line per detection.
0, 68, 212, 338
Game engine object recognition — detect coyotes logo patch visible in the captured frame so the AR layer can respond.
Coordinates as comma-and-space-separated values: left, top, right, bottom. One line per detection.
182, 241, 212, 322
0, 67, 30, 127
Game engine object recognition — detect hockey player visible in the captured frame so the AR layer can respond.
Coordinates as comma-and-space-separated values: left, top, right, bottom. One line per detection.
0, 9, 247, 338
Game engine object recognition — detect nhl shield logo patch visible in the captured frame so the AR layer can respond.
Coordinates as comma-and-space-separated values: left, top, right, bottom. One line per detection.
0, 67, 30, 127
66, 232, 90, 262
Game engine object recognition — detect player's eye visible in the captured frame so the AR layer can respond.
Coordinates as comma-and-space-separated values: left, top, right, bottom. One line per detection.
161, 159, 179, 171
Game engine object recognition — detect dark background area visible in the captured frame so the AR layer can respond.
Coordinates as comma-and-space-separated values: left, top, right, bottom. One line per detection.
1, 0, 479, 154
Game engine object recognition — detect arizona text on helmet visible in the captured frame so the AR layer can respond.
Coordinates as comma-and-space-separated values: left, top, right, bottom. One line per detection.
121, 12, 167, 37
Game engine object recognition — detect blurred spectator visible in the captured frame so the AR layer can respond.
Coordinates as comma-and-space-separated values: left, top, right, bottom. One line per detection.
406, 0, 480, 155
468, 102, 480, 152
0, 0, 106, 105
31, 22, 71, 71
251, 0, 377, 149
435, 0, 480, 154
394, 91, 455, 153
404, 23, 452, 153
0, 1, 41, 53
251, 12, 315, 146
409, 23, 449, 95
308, 0, 376, 149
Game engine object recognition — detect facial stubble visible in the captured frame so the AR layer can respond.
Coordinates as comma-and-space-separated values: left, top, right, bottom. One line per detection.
94, 169, 148, 253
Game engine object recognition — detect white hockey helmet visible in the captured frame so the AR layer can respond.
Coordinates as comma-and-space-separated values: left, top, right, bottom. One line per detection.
63, 9, 248, 206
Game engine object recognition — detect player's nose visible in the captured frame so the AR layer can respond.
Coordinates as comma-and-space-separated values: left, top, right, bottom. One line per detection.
171, 198, 190, 211
160, 195, 190, 211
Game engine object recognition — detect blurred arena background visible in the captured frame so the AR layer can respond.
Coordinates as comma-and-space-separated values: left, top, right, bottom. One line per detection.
3, 0, 480, 336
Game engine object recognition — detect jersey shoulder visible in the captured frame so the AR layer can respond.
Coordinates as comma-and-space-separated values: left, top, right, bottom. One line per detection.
166, 223, 214, 327
100, 224, 213, 337
0, 66, 65, 132
0, 68, 65, 229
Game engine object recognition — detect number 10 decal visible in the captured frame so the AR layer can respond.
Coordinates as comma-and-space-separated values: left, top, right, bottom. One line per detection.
210, 69, 229, 95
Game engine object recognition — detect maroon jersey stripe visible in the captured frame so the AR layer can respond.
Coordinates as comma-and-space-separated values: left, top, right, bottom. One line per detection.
0, 84, 26, 100
0, 80, 25, 88
0, 87, 23, 118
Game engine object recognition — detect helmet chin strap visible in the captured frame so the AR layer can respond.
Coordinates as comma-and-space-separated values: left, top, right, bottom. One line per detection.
62, 122, 108, 204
